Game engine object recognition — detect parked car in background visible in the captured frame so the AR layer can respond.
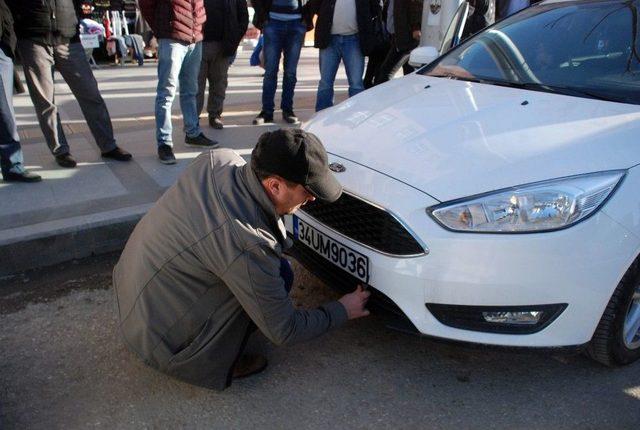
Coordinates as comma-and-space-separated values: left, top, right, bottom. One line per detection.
288, 0, 640, 366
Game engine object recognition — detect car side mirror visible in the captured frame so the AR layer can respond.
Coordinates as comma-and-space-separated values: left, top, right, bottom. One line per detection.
409, 46, 439, 67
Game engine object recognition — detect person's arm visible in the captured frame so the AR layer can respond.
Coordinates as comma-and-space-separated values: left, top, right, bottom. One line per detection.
0, 0, 15, 52
221, 242, 361, 346
138, 0, 157, 31
303, 0, 322, 17
238, 0, 249, 34
369, 0, 382, 17
409, 0, 422, 40
252, 0, 266, 28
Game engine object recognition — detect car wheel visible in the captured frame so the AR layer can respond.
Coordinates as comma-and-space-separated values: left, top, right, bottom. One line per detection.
587, 259, 640, 366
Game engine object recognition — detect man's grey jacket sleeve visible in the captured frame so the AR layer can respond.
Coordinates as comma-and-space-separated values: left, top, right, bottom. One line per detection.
221, 242, 348, 346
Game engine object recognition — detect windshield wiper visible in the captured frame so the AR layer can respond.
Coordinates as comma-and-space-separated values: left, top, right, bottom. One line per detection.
428, 75, 621, 103
428, 73, 486, 84
484, 80, 618, 102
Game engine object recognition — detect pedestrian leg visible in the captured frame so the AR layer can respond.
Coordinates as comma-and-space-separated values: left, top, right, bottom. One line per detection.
178, 42, 203, 139
155, 39, 188, 147
341, 34, 365, 98
280, 20, 306, 113
373, 37, 406, 86
261, 20, 286, 115
364, 41, 389, 89
0, 50, 24, 175
55, 42, 117, 153
315, 36, 342, 112
17, 39, 70, 156
197, 41, 213, 116
207, 41, 230, 119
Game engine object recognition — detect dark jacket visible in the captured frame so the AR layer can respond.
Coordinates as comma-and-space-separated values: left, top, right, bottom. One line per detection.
6, 0, 78, 45
139, 0, 207, 44
251, 0, 313, 31
113, 149, 348, 390
0, 0, 16, 57
385, 0, 422, 52
203, 0, 249, 56
305, 0, 381, 56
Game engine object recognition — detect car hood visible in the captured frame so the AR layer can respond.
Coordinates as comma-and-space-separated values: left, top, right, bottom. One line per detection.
306, 74, 640, 202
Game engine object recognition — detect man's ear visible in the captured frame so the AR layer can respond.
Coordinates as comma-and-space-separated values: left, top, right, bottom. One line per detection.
263, 176, 283, 198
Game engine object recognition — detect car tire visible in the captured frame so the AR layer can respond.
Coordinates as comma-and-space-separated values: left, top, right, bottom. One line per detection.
587, 258, 640, 366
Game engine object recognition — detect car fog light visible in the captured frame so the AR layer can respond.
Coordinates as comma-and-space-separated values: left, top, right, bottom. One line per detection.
482, 311, 542, 325
426, 303, 567, 334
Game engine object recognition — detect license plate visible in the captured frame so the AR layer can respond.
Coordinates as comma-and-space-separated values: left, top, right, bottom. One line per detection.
293, 216, 369, 284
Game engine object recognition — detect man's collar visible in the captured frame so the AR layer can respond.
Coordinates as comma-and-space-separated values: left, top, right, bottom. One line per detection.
240, 164, 289, 245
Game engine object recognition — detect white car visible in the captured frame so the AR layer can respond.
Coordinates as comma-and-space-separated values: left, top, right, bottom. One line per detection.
286, 0, 640, 366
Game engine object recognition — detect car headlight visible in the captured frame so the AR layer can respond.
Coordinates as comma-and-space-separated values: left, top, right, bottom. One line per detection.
428, 171, 625, 233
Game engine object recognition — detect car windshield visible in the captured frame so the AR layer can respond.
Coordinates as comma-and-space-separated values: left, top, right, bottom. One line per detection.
420, 0, 640, 104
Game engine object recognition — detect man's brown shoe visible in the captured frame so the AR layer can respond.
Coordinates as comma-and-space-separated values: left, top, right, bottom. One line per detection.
209, 116, 224, 129
232, 354, 268, 379
55, 153, 77, 168
102, 146, 132, 161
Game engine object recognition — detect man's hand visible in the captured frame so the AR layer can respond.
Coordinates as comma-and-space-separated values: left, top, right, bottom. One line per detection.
338, 285, 371, 320
412, 30, 422, 41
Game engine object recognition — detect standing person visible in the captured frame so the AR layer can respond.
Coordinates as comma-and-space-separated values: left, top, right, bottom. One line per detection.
305, 0, 381, 111
139, 0, 218, 165
363, 0, 389, 89
197, 0, 249, 129
0, 0, 41, 182
373, 0, 422, 85
113, 128, 371, 390
7, 0, 132, 169
251, 0, 312, 125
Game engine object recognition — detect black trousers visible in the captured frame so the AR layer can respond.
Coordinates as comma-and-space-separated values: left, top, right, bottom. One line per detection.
373, 35, 415, 86
364, 40, 390, 89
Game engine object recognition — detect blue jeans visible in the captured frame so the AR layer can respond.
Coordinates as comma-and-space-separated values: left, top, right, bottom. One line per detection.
0, 50, 25, 175
280, 257, 294, 293
155, 39, 203, 147
315, 34, 365, 111
262, 19, 306, 114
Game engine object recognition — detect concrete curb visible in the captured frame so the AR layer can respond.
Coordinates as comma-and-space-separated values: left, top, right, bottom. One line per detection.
0, 204, 152, 277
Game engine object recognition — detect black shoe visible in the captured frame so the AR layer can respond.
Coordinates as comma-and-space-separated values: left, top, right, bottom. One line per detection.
55, 153, 77, 168
209, 116, 224, 129
252, 111, 273, 125
101, 146, 132, 161
2, 170, 42, 183
232, 354, 268, 380
157, 144, 176, 165
184, 133, 219, 148
282, 110, 300, 125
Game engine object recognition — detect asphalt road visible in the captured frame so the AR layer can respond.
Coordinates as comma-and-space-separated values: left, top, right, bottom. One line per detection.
1, 253, 639, 429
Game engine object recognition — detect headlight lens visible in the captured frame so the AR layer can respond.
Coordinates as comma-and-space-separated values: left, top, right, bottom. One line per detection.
429, 171, 625, 233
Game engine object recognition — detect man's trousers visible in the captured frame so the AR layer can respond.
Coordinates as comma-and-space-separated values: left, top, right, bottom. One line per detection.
197, 41, 231, 119
0, 49, 25, 175
373, 35, 415, 86
17, 39, 116, 156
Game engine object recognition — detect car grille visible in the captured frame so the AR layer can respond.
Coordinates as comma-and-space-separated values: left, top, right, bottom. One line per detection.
299, 192, 425, 256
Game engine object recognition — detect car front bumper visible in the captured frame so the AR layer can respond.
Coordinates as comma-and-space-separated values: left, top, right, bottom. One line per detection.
285, 157, 640, 347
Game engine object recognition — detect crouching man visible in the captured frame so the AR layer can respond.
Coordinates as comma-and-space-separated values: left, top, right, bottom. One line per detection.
113, 129, 370, 390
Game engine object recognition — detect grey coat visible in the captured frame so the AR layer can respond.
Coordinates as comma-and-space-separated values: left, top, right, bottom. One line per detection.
113, 149, 348, 390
